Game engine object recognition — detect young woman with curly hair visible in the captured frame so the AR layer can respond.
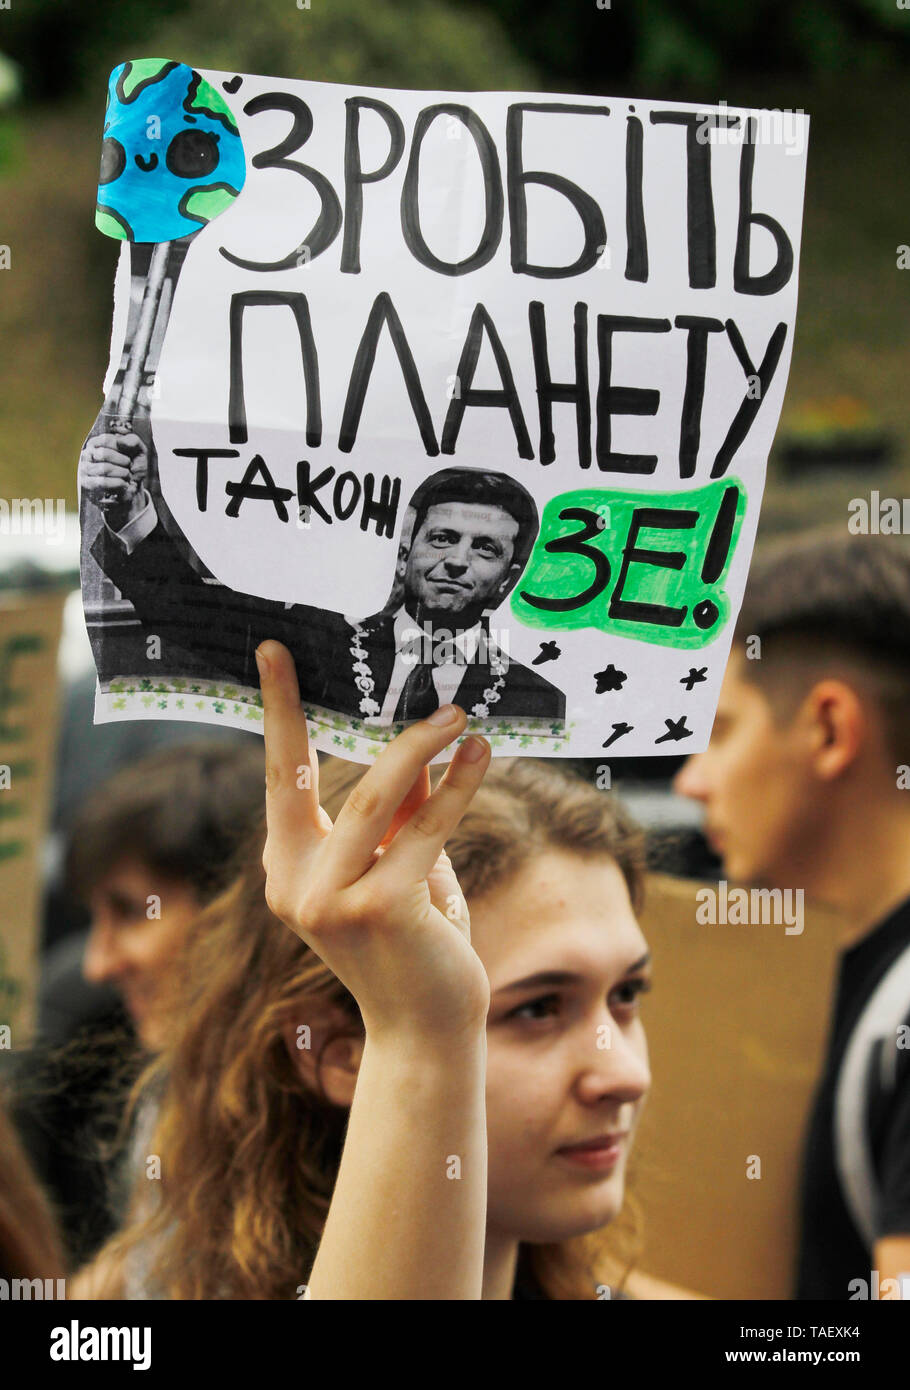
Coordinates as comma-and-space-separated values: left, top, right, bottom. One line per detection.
74, 639, 666, 1300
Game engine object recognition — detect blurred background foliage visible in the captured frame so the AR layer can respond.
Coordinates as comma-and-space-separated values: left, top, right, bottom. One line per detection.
3, 0, 909, 100
0, 0, 908, 531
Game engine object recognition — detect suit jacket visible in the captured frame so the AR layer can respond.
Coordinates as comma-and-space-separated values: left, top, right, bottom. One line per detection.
318, 609, 566, 722
90, 518, 325, 700
90, 521, 566, 723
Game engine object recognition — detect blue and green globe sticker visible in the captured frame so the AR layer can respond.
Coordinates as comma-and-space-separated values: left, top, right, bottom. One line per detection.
95, 58, 246, 243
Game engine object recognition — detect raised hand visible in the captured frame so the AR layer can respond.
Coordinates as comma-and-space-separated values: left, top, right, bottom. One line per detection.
257, 639, 493, 1044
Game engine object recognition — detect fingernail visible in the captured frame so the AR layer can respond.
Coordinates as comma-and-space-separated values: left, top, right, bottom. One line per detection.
460, 736, 488, 762
427, 703, 459, 726
255, 646, 269, 679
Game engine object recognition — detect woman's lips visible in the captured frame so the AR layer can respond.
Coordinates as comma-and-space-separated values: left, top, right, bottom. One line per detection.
555, 1134, 627, 1171
122, 984, 150, 1020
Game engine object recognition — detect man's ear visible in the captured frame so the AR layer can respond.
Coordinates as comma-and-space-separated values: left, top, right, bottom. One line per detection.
804, 679, 867, 780
496, 561, 523, 602
280, 1007, 365, 1109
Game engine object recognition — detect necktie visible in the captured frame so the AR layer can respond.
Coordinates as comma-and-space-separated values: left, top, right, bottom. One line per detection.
393, 661, 438, 721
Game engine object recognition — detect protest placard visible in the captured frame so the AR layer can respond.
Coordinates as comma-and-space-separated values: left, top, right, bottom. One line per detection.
79, 58, 809, 761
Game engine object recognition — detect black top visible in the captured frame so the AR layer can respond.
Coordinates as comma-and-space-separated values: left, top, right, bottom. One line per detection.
794, 895, 910, 1299
512, 1271, 549, 1300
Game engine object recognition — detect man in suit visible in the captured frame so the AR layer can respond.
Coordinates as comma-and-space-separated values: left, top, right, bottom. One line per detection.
80, 438, 565, 724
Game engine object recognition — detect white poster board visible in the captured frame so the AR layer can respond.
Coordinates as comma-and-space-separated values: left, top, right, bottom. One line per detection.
80, 58, 809, 761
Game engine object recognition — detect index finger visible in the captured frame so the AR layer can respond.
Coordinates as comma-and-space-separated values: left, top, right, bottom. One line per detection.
257, 640, 322, 850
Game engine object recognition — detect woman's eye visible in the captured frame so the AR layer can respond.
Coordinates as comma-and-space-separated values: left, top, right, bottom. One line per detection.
114, 905, 145, 925
610, 978, 652, 1013
102, 891, 148, 924
508, 993, 560, 1023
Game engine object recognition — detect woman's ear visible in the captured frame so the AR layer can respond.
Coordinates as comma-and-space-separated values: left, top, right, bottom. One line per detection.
281, 1006, 365, 1108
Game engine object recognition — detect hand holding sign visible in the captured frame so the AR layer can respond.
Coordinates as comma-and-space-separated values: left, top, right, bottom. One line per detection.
78, 432, 148, 530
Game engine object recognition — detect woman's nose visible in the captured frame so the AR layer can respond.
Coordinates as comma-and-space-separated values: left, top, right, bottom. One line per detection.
82, 919, 125, 984
578, 1025, 651, 1104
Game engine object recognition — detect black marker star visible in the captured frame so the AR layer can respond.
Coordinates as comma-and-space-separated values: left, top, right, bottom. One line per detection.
680, 666, 708, 692
602, 722, 633, 748
594, 664, 628, 694
532, 640, 561, 666
655, 716, 694, 744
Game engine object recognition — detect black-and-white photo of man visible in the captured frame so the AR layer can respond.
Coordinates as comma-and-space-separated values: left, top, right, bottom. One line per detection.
321, 467, 565, 722
79, 438, 566, 724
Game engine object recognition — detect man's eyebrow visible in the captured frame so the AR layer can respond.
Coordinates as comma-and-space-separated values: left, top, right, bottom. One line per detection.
494, 953, 651, 994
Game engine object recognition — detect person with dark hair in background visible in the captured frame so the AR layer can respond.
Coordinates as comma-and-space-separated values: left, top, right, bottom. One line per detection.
674, 529, 910, 1300
67, 740, 266, 1051
79, 439, 565, 723
5, 740, 266, 1269
41, 666, 256, 954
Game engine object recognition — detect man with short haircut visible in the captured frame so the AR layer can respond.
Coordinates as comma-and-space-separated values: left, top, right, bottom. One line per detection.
674, 529, 910, 1300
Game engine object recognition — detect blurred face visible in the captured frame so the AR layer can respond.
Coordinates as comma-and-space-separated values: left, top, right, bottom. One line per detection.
673, 648, 822, 885
471, 849, 652, 1245
82, 858, 202, 1051
403, 501, 519, 623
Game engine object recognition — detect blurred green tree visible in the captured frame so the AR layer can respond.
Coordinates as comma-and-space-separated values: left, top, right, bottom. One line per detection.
3, 0, 909, 101
2, 0, 538, 101
487, 0, 910, 88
